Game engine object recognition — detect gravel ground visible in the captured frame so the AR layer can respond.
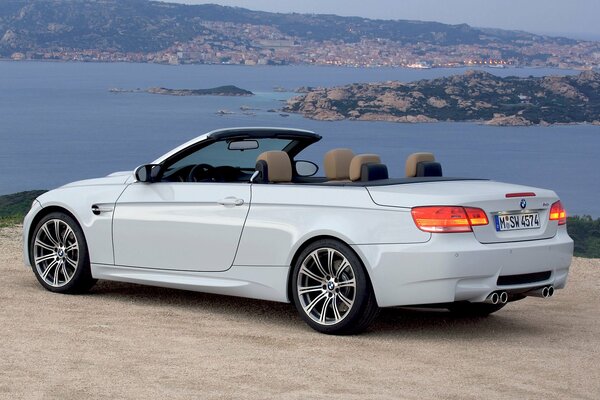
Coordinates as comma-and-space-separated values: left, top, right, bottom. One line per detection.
1, 225, 599, 399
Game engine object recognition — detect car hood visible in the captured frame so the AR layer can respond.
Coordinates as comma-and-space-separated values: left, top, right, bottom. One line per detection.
60, 171, 132, 188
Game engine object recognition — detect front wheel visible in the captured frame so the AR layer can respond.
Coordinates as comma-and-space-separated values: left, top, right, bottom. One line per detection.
30, 212, 97, 294
291, 239, 378, 334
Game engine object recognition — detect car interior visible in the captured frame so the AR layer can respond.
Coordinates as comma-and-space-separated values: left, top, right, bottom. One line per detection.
158, 136, 443, 185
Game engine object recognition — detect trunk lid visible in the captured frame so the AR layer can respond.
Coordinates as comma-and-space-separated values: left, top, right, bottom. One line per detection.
366, 180, 560, 244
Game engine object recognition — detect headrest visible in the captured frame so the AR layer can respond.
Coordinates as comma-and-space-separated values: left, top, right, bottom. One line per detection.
417, 161, 442, 177
349, 154, 381, 181
256, 151, 292, 183
406, 152, 435, 177
324, 148, 355, 180
360, 163, 389, 182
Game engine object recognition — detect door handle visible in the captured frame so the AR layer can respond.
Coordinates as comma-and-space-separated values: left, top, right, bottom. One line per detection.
217, 197, 244, 206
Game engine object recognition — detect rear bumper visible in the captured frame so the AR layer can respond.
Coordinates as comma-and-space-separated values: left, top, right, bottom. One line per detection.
353, 227, 573, 307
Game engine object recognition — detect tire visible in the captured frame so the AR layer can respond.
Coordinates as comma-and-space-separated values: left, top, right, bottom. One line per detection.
292, 239, 378, 334
447, 302, 506, 317
30, 212, 97, 294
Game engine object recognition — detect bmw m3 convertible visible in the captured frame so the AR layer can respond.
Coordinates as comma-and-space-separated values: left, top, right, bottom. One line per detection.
23, 127, 573, 334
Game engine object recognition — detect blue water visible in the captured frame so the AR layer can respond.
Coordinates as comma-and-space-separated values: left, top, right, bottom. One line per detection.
0, 61, 598, 216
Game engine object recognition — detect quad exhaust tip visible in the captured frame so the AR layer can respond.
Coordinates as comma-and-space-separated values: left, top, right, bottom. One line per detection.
525, 285, 555, 298
484, 286, 554, 304
484, 291, 508, 305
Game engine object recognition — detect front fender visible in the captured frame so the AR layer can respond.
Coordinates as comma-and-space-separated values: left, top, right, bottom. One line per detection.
23, 184, 128, 266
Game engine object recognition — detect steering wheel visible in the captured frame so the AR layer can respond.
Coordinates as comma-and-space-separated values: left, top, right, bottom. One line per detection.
188, 163, 216, 182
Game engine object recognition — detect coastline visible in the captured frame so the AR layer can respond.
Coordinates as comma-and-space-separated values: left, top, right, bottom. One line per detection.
0, 58, 595, 72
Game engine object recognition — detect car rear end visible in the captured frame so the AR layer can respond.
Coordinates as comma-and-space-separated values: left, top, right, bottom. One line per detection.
353, 180, 573, 308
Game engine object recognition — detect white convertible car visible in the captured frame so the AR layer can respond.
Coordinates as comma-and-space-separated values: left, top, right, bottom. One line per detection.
23, 127, 573, 334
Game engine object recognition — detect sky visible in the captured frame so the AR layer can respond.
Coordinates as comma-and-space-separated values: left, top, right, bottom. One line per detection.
170, 0, 600, 40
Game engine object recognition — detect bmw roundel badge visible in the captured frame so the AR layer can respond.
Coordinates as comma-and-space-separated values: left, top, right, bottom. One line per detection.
520, 198, 527, 209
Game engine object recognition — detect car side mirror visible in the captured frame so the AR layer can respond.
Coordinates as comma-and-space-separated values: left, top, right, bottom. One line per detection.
295, 160, 319, 177
135, 164, 162, 183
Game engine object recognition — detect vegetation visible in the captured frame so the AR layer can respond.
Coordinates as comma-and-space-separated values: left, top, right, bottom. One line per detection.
566, 216, 600, 258
0, 190, 598, 258
0, 190, 46, 227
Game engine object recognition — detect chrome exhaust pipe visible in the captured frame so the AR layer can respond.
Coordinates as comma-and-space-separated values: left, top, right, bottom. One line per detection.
499, 291, 508, 304
485, 292, 499, 305
525, 286, 554, 298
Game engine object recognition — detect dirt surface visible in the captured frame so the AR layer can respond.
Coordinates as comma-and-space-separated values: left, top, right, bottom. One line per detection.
1, 225, 599, 399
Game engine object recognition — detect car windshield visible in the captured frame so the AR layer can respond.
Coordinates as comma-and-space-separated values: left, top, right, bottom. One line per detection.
161, 138, 295, 181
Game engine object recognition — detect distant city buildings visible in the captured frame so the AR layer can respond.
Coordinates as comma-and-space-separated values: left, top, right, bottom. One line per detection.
6, 21, 600, 70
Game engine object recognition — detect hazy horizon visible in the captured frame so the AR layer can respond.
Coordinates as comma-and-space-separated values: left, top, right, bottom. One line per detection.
169, 0, 600, 41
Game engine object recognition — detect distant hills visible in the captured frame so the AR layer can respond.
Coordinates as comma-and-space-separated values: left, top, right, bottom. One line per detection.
284, 70, 600, 125
0, 0, 571, 50
0, 0, 597, 68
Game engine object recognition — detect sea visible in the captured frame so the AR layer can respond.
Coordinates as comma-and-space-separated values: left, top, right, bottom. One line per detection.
0, 61, 598, 216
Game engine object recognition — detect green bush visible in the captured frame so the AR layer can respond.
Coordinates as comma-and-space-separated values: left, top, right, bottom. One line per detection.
567, 216, 600, 258
0, 190, 46, 227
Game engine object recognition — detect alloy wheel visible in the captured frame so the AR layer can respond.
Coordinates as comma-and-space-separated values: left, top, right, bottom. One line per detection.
296, 247, 357, 326
33, 218, 80, 288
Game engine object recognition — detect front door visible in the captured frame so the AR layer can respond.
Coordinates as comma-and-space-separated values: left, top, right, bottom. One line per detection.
112, 182, 249, 272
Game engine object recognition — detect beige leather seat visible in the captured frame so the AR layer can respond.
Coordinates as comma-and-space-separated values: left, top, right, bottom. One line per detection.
405, 152, 442, 177
324, 148, 355, 181
349, 154, 381, 181
256, 151, 292, 183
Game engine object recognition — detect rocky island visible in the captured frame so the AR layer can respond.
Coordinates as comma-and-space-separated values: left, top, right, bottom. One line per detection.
283, 71, 600, 125
110, 85, 253, 96
146, 85, 253, 96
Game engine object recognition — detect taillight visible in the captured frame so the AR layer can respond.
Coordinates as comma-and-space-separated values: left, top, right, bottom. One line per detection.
411, 206, 488, 233
464, 207, 489, 226
549, 201, 567, 225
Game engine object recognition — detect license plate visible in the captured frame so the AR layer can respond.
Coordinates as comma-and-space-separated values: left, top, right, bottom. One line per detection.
495, 212, 540, 231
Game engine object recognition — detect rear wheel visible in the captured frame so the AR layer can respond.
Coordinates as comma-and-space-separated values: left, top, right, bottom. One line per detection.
30, 212, 96, 294
447, 302, 506, 317
292, 239, 378, 334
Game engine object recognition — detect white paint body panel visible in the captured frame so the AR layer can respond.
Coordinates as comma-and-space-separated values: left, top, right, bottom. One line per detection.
112, 182, 250, 271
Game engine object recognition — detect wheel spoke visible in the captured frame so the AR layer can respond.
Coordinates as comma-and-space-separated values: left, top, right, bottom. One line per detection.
326, 249, 335, 277
35, 253, 56, 264
304, 291, 328, 314
41, 260, 59, 280
337, 278, 356, 289
300, 264, 325, 283
41, 225, 59, 246
61, 226, 72, 245
53, 263, 60, 286
61, 263, 70, 281
53, 220, 62, 245
332, 297, 342, 321
65, 243, 78, 252
310, 252, 329, 279
65, 256, 77, 269
335, 260, 350, 280
298, 285, 324, 295
338, 292, 353, 308
34, 239, 55, 252
319, 296, 333, 323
